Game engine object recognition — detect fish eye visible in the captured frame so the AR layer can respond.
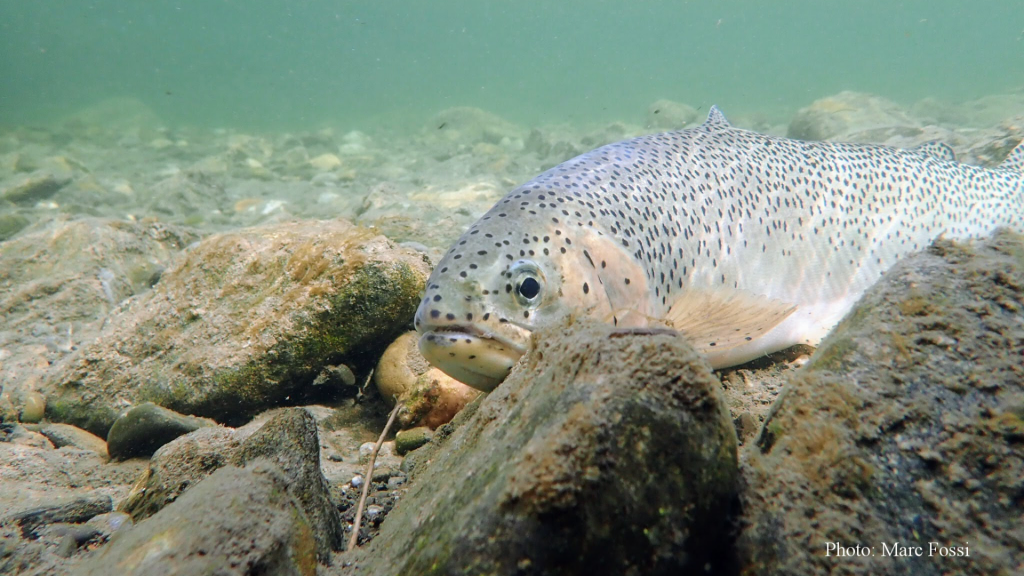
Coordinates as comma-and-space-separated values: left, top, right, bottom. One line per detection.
519, 277, 540, 300
510, 260, 543, 307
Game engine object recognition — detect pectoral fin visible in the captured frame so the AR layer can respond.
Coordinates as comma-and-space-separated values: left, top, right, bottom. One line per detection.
664, 289, 797, 357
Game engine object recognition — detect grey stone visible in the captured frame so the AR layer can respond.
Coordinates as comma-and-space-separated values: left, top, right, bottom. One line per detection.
1, 494, 111, 539
346, 317, 739, 575
76, 462, 319, 576
117, 408, 342, 562
106, 403, 216, 460
737, 231, 1024, 576
233, 408, 343, 562
37, 423, 108, 458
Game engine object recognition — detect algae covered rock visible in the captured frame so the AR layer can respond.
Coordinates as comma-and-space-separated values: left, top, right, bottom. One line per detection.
737, 230, 1024, 576
45, 219, 430, 435
347, 318, 739, 575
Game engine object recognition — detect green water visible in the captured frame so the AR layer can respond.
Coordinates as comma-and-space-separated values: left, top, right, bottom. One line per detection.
1, 1, 1021, 131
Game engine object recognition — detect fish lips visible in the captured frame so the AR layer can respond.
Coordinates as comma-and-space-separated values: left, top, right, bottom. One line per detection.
417, 325, 527, 392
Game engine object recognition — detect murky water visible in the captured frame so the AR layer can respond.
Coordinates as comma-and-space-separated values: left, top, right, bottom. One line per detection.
2, 1, 1021, 131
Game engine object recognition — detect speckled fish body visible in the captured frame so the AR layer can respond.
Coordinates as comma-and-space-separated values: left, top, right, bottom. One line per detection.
415, 107, 1024, 390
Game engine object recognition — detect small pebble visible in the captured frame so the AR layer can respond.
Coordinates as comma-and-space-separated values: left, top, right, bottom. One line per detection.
733, 412, 760, 443
20, 391, 46, 423
364, 505, 383, 519
395, 426, 433, 455
350, 475, 364, 488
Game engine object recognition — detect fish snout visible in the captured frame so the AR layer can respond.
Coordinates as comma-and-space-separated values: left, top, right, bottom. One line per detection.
414, 287, 484, 335
417, 328, 526, 392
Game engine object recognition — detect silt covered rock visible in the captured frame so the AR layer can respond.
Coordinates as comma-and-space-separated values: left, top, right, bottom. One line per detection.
118, 408, 343, 563
738, 230, 1024, 576
346, 318, 740, 575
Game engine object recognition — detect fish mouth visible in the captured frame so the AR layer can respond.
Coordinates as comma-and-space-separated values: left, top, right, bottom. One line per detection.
417, 324, 528, 392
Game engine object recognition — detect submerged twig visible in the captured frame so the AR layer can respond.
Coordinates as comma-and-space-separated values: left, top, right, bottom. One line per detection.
355, 367, 375, 402
347, 401, 401, 551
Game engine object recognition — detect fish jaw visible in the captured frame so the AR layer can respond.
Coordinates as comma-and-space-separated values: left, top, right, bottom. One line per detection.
418, 326, 528, 391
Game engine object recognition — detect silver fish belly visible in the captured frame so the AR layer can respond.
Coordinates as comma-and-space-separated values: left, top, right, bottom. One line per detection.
415, 107, 1024, 391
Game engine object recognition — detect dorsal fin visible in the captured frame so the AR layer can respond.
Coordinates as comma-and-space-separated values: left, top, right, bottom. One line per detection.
912, 141, 957, 162
702, 106, 731, 130
999, 140, 1024, 172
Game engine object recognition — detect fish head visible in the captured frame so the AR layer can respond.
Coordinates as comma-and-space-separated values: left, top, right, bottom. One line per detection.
415, 200, 653, 391
414, 217, 573, 391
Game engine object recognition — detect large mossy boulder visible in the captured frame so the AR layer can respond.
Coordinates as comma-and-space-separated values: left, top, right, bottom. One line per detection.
738, 230, 1024, 576
345, 318, 740, 575
45, 219, 431, 435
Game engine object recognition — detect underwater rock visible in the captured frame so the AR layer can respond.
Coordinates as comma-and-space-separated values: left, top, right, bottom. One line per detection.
2, 494, 112, 540
37, 423, 108, 458
958, 91, 1024, 128
116, 426, 239, 521
0, 217, 200, 428
345, 317, 739, 575
428, 106, 527, 146
105, 403, 217, 461
77, 462, 320, 576
44, 219, 430, 435
737, 230, 1024, 576
0, 171, 71, 204
309, 152, 342, 170
118, 408, 342, 561
18, 391, 46, 424
646, 99, 700, 130
788, 91, 921, 142
393, 426, 432, 455
374, 331, 481, 429
0, 212, 31, 241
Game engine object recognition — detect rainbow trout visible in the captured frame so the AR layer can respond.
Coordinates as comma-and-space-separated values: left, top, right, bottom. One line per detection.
415, 107, 1024, 390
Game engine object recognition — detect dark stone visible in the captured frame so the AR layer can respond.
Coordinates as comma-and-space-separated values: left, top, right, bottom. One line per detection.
106, 402, 216, 460
738, 231, 1024, 576
1, 494, 111, 539
347, 317, 739, 575
76, 462, 319, 576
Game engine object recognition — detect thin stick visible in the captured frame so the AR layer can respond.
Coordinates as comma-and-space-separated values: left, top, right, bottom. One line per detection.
347, 402, 401, 551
